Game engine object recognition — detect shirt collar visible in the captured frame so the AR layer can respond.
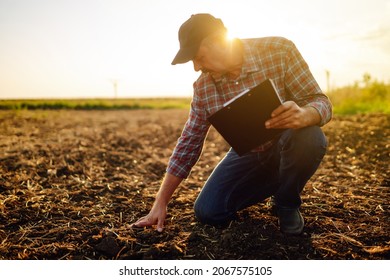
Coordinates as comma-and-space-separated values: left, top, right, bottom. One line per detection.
201, 39, 260, 83
240, 39, 261, 76
212, 39, 260, 83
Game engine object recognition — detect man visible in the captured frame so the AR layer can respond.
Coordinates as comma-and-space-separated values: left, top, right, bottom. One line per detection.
133, 14, 332, 235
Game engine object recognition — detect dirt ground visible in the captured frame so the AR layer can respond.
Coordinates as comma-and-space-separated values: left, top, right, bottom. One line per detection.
0, 109, 388, 260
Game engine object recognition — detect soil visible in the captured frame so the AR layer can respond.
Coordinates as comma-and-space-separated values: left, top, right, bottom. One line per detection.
0, 109, 388, 260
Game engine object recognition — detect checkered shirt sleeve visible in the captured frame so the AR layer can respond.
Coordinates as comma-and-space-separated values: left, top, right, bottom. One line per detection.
284, 40, 332, 126
166, 93, 210, 178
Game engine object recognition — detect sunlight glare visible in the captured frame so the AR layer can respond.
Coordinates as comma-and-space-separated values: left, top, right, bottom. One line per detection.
219, 12, 329, 91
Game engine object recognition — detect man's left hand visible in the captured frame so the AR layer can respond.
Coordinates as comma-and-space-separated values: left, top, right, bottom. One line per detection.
265, 101, 320, 129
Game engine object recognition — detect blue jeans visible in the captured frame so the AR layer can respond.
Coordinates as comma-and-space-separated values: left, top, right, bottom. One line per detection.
194, 126, 327, 225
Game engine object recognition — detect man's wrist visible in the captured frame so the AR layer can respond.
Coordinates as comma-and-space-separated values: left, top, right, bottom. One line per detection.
303, 105, 321, 126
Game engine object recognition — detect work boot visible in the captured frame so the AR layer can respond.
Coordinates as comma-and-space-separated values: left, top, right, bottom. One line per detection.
277, 207, 304, 235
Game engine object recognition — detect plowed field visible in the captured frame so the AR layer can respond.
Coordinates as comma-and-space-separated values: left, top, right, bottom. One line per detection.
0, 110, 388, 259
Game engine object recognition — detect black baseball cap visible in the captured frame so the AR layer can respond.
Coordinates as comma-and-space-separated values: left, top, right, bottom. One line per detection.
171, 14, 226, 65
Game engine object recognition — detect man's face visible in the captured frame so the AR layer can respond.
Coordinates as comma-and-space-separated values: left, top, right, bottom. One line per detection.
192, 41, 228, 80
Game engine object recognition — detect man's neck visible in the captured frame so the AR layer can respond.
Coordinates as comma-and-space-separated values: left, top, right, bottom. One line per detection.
225, 38, 243, 79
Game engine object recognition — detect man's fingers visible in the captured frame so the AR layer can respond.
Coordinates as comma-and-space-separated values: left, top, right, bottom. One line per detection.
267, 104, 290, 128
131, 216, 152, 227
266, 110, 294, 128
131, 215, 165, 233
271, 101, 293, 117
266, 101, 303, 129
131, 205, 167, 232
156, 218, 164, 232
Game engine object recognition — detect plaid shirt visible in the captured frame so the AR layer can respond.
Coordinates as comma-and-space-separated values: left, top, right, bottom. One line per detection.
167, 37, 332, 178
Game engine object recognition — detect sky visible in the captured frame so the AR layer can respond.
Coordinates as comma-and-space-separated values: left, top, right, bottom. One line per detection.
0, 0, 389, 99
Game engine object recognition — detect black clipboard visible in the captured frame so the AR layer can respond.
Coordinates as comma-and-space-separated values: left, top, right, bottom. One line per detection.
207, 79, 285, 156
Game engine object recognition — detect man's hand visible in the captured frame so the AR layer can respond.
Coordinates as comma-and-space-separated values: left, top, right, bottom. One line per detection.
131, 173, 183, 232
265, 101, 320, 129
131, 202, 167, 232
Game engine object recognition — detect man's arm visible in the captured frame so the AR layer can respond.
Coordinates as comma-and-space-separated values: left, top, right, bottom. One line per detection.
131, 172, 183, 232
132, 85, 210, 232
280, 39, 332, 127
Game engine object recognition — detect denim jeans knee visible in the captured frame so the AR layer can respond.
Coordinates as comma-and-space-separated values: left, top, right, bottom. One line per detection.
194, 198, 235, 226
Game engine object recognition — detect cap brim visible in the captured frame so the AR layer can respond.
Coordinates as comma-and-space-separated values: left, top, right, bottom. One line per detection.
171, 45, 199, 65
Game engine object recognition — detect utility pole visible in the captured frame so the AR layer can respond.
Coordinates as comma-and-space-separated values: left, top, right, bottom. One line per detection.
109, 79, 119, 99
325, 70, 330, 93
